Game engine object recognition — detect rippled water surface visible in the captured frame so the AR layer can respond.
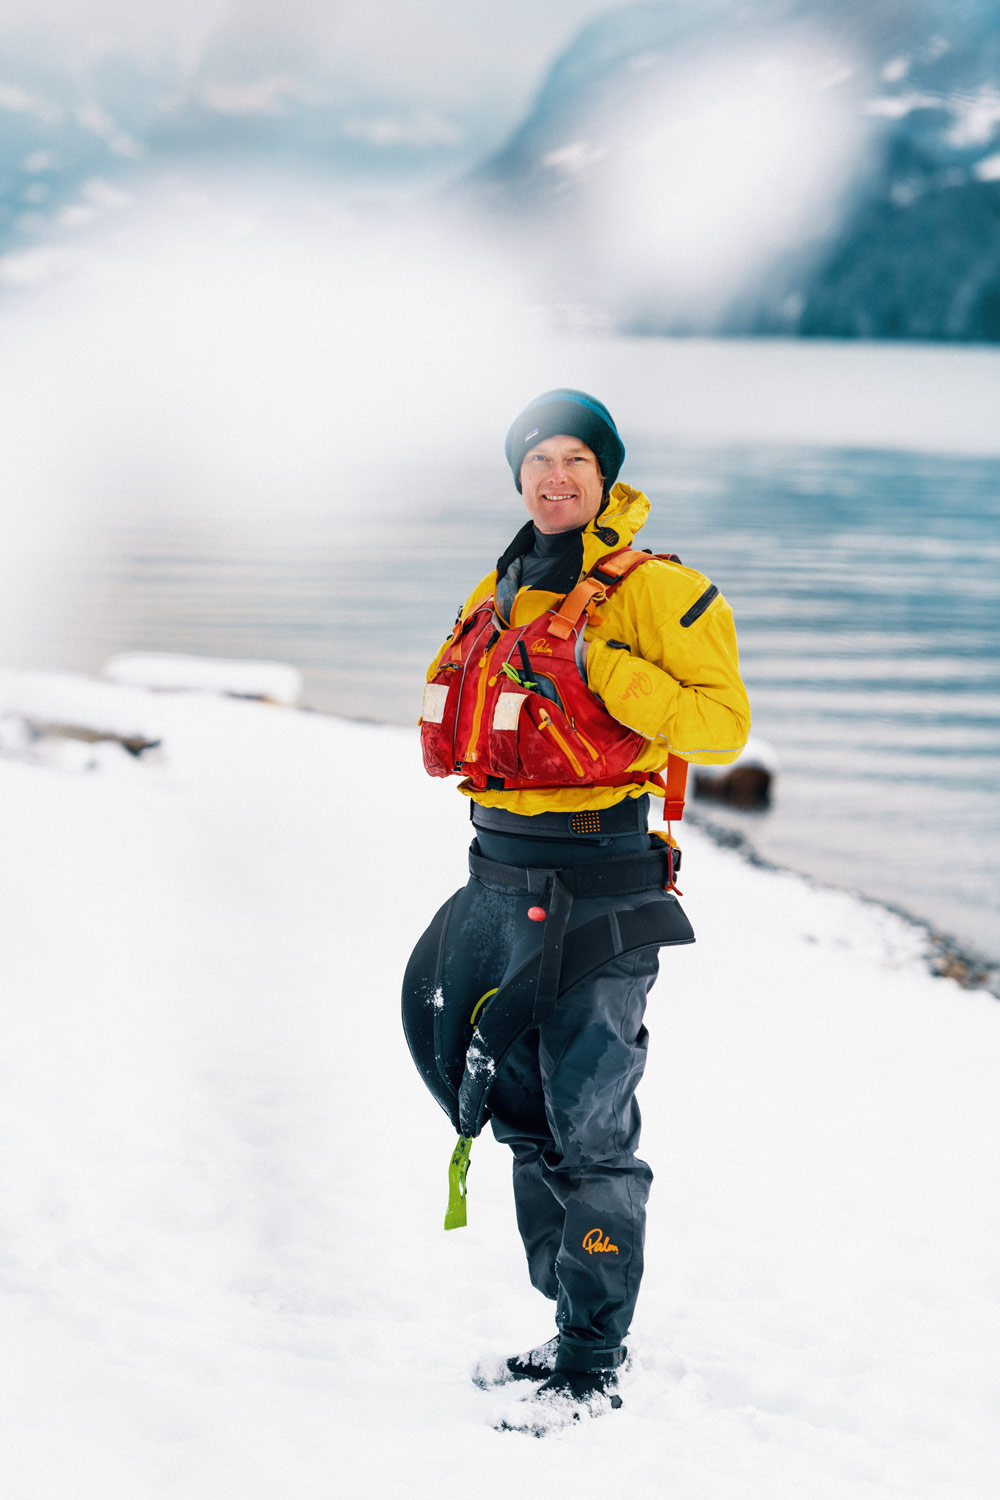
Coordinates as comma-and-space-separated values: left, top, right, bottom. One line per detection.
64, 439, 1000, 970
634, 443, 1000, 968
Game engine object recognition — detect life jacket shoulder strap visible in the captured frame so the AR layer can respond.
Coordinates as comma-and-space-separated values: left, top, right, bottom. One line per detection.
445, 588, 496, 660
546, 548, 678, 640
543, 547, 689, 824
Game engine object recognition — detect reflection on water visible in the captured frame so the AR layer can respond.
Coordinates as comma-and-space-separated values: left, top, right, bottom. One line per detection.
56, 441, 1000, 970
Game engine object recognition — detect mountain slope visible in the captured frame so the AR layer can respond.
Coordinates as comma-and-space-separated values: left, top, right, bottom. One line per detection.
462, 0, 1000, 339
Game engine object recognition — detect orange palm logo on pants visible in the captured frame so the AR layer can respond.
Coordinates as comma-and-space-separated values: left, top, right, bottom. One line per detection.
582, 1228, 619, 1255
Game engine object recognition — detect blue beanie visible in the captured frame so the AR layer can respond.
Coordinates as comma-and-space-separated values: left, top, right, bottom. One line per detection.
504, 389, 625, 495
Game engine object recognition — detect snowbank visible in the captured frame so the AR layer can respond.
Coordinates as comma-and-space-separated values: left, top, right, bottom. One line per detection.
103, 653, 303, 705
0, 674, 996, 1499
0, 667, 165, 746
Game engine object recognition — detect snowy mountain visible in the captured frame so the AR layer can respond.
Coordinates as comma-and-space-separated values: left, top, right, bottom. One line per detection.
3, 2, 998, 339
461, 0, 1000, 339
146, 23, 474, 178
0, 50, 175, 258
0, 38, 479, 278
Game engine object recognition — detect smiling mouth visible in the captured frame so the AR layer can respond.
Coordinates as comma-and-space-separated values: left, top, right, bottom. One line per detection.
543, 492, 577, 501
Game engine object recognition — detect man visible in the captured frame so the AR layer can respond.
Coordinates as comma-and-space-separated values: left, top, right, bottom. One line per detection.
403, 389, 749, 1433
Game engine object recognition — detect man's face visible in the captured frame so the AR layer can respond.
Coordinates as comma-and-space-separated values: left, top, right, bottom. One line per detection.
519, 435, 605, 534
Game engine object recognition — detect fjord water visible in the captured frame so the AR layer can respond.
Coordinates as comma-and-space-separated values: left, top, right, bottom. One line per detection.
633, 440, 1000, 971
74, 426, 1000, 973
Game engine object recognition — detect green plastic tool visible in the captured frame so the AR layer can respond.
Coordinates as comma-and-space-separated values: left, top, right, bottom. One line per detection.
445, 1135, 473, 1230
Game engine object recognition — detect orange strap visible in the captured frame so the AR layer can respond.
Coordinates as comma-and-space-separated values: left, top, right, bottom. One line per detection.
546, 577, 605, 640
663, 754, 688, 822
467, 549, 690, 824
545, 547, 690, 823
557, 755, 687, 821
546, 549, 647, 641
631, 759, 686, 822
447, 591, 494, 660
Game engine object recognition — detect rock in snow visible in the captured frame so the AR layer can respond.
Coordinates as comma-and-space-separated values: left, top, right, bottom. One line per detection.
692, 735, 778, 808
0, 667, 165, 757
103, 652, 303, 705
0, 660, 302, 771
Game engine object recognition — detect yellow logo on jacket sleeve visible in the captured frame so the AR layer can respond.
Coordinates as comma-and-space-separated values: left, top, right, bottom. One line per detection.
620, 671, 652, 702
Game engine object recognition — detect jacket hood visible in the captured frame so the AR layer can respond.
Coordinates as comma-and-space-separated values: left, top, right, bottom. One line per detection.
581, 484, 650, 572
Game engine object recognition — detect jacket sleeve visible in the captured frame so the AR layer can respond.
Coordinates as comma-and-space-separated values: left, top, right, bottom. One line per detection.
584, 561, 750, 765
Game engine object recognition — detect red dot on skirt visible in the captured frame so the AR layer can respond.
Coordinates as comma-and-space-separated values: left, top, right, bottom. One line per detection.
527, 906, 547, 922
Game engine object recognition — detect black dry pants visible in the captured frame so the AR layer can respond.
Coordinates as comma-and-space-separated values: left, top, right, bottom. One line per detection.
489, 929, 658, 1372
403, 804, 693, 1374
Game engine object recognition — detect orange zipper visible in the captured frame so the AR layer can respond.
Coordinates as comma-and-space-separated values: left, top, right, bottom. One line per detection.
463, 641, 500, 763
575, 726, 601, 763
538, 711, 585, 778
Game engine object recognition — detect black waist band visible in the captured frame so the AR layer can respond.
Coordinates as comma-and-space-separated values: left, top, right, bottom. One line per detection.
468, 838, 673, 899
470, 794, 650, 841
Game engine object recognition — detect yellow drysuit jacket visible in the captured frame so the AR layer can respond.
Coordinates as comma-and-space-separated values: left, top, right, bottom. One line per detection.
425, 483, 750, 816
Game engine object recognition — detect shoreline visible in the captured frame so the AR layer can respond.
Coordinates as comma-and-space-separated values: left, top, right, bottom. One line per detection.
685, 807, 1000, 1001
311, 703, 1000, 999
4, 660, 995, 1000
310, 704, 1000, 997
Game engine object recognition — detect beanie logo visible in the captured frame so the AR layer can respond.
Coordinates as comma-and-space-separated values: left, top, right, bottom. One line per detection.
582, 1228, 619, 1255
524, 427, 540, 444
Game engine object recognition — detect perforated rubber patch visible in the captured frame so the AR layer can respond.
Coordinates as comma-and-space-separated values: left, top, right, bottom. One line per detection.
570, 810, 602, 836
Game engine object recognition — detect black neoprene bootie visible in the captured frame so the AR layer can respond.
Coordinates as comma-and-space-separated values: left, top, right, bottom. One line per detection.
494, 1364, 624, 1435
471, 1335, 559, 1388
535, 1369, 623, 1410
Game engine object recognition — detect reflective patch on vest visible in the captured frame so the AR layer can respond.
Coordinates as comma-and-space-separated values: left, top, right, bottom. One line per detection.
492, 692, 528, 732
421, 682, 450, 724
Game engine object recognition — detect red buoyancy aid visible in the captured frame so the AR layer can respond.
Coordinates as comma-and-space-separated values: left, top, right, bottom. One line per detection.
420, 548, 687, 814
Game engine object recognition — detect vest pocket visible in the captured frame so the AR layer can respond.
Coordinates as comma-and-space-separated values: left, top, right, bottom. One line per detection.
420, 681, 458, 777
485, 689, 527, 776
535, 710, 586, 779
485, 686, 603, 783
421, 683, 450, 724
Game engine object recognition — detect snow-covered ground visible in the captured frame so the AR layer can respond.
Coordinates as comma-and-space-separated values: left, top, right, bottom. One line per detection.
1, 674, 997, 1498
